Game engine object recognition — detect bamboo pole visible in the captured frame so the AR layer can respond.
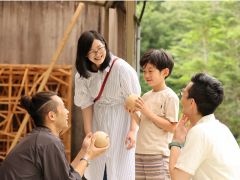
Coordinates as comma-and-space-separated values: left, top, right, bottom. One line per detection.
7, 2, 84, 154
38, 3, 84, 92
4, 67, 28, 132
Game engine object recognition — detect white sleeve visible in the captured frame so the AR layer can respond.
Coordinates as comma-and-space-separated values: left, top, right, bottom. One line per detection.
74, 73, 94, 109
175, 127, 210, 175
119, 60, 141, 97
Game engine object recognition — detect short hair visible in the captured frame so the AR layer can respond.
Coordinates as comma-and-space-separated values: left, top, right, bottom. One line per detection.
188, 73, 224, 116
140, 49, 174, 79
20, 91, 58, 126
75, 30, 111, 78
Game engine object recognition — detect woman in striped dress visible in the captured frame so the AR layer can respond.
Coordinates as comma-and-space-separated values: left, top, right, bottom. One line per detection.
74, 30, 141, 180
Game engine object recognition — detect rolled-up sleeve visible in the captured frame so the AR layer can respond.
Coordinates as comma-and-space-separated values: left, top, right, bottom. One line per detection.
74, 73, 94, 109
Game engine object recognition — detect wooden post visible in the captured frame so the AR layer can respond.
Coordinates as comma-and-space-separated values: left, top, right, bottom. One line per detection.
125, 1, 136, 68
104, 6, 109, 44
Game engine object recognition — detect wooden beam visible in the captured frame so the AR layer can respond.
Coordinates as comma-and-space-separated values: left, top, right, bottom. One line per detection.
104, 6, 109, 44
125, 1, 136, 68
38, 2, 84, 92
4, 67, 29, 132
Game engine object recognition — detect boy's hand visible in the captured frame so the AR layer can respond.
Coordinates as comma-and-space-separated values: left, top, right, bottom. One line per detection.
135, 97, 151, 116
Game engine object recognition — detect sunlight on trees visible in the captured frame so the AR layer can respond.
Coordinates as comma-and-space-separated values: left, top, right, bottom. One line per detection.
137, 1, 240, 143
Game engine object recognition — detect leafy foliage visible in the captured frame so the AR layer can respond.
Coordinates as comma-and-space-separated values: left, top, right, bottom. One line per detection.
137, 1, 240, 143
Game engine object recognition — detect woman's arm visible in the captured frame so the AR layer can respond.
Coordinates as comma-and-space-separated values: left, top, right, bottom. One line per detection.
81, 105, 93, 134
131, 111, 141, 125
125, 112, 140, 149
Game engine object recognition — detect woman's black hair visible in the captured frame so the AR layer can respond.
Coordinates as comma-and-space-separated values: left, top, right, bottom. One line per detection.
75, 30, 111, 78
20, 91, 58, 126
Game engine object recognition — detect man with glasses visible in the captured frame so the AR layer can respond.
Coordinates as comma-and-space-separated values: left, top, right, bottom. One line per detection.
169, 73, 240, 180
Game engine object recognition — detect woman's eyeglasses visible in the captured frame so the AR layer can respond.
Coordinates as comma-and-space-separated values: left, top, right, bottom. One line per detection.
87, 46, 105, 58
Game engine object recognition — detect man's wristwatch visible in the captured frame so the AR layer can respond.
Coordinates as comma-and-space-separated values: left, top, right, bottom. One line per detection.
168, 141, 184, 150
80, 156, 90, 167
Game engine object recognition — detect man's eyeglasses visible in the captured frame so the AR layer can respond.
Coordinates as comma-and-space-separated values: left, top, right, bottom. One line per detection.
87, 46, 105, 58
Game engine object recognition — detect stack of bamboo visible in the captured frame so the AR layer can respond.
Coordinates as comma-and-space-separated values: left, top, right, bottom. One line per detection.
0, 64, 72, 161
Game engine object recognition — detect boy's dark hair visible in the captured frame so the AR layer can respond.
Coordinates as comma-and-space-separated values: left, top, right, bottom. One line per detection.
75, 30, 111, 78
20, 91, 58, 126
188, 73, 224, 116
140, 49, 174, 79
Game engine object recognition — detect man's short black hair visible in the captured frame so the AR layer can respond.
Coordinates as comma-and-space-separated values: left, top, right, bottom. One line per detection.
188, 73, 224, 116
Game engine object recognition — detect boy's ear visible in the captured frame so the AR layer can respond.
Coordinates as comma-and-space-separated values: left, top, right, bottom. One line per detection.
162, 68, 169, 77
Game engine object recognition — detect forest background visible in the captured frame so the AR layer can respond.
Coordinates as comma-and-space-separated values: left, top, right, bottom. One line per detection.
137, 1, 240, 144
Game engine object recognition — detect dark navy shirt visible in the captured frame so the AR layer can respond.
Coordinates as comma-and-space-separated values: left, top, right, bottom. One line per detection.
0, 127, 81, 180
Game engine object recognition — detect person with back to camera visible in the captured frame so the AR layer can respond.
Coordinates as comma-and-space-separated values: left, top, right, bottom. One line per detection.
126, 49, 179, 180
74, 30, 141, 180
169, 73, 240, 180
0, 91, 109, 180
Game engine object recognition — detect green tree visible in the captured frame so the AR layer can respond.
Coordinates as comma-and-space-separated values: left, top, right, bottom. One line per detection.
137, 1, 240, 143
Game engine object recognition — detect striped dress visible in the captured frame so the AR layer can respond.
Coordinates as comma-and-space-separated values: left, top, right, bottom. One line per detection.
74, 56, 141, 180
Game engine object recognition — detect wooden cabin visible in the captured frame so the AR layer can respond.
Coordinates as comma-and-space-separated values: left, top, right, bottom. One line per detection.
0, 1, 138, 161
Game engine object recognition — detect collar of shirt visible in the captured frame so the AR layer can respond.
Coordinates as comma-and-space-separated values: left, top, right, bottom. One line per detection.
196, 114, 216, 125
34, 126, 60, 139
35, 126, 51, 132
